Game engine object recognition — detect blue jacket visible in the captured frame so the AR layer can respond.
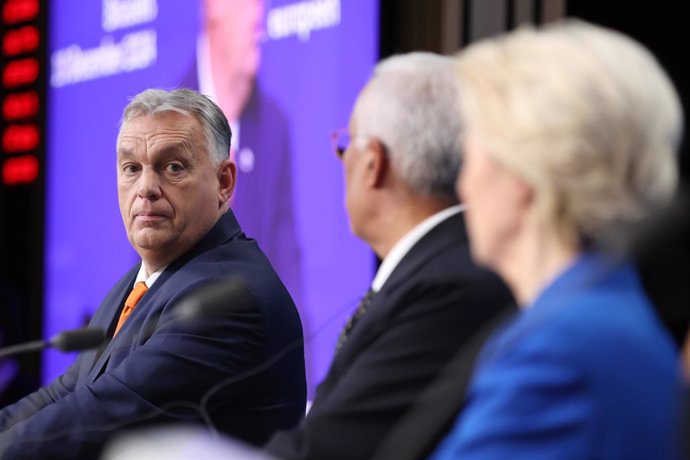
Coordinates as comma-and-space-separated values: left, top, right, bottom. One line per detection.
432, 253, 682, 459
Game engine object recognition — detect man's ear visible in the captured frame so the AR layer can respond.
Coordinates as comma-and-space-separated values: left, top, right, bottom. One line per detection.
218, 160, 237, 205
365, 138, 389, 188
513, 172, 534, 209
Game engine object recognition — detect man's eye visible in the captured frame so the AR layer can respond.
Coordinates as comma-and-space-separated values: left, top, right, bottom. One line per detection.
165, 163, 184, 173
122, 164, 140, 174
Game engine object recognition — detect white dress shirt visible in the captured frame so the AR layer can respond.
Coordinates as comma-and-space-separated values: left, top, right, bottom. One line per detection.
134, 264, 168, 289
371, 204, 465, 292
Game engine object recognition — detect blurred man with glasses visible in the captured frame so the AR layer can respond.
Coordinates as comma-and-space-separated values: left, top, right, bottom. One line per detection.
265, 52, 514, 460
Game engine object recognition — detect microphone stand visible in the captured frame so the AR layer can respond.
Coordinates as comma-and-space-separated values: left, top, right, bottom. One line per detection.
0, 327, 107, 359
0, 340, 45, 359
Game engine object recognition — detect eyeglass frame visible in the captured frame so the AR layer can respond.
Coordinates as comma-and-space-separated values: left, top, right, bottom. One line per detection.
330, 127, 350, 159
330, 128, 378, 159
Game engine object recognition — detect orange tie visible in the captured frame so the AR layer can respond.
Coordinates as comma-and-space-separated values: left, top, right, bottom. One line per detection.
113, 281, 148, 336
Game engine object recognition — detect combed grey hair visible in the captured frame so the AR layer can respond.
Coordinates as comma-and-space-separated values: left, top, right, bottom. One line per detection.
352, 52, 463, 200
118, 88, 231, 167
455, 20, 683, 248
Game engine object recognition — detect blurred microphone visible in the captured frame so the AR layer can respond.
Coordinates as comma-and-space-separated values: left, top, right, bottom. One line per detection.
0, 280, 249, 360
50, 327, 106, 351
0, 327, 106, 359
135, 277, 256, 345
174, 277, 254, 321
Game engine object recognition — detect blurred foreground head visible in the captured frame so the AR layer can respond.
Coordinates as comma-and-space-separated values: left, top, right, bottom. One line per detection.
454, 20, 683, 267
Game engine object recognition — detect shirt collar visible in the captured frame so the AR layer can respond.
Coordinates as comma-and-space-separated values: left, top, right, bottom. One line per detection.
135, 263, 168, 289
371, 204, 466, 292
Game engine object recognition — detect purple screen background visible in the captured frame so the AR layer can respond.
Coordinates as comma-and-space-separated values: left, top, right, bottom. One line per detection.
45, 0, 378, 397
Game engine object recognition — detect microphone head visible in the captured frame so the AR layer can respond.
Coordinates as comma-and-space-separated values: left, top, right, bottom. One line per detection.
174, 277, 254, 321
49, 327, 106, 352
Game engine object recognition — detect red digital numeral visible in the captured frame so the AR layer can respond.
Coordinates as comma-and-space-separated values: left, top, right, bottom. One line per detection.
2, 124, 39, 153
2, 154, 39, 185
2, 0, 39, 25
3, 25, 40, 56
2, 90, 39, 120
2, 57, 39, 88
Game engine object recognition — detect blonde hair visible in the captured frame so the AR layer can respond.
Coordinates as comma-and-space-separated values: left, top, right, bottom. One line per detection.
455, 20, 683, 248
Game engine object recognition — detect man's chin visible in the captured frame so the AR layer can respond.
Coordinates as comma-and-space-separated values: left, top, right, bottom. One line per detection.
130, 230, 173, 253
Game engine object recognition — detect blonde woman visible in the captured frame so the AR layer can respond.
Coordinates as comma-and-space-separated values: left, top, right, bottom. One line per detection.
432, 21, 684, 459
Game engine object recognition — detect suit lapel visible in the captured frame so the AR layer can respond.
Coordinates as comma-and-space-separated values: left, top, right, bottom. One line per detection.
328, 213, 467, 377
83, 212, 243, 384
344, 213, 467, 352
79, 266, 138, 385
382, 213, 467, 295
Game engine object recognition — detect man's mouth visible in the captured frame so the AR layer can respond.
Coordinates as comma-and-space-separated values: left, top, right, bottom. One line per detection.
134, 212, 168, 223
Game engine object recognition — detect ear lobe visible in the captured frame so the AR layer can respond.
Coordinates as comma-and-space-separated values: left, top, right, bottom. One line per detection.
366, 139, 389, 188
513, 174, 534, 208
218, 160, 237, 204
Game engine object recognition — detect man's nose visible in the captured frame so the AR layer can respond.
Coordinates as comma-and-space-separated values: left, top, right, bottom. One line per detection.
136, 167, 162, 200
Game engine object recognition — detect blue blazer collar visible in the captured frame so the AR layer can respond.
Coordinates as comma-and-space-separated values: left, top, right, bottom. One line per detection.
483, 252, 631, 358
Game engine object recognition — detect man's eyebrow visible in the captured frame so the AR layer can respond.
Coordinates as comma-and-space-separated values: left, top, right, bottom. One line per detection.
116, 146, 135, 158
116, 140, 193, 159
157, 141, 193, 156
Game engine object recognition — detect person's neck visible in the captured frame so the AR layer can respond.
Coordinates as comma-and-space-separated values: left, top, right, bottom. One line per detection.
368, 195, 455, 259
140, 261, 162, 279
212, 72, 252, 122
499, 221, 579, 308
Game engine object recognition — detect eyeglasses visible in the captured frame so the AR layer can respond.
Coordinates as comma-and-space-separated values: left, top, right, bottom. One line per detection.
330, 128, 350, 159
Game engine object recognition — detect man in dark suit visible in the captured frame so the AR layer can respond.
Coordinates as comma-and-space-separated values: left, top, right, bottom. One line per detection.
0, 88, 306, 459
265, 52, 513, 460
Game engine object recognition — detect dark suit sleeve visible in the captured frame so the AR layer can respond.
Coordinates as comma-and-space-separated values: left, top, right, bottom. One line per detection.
0, 361, 78, 430
266, 280, 489, 460
0, 294, 264, 459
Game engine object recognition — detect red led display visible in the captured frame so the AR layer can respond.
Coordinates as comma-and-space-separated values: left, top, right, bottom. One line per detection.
1, 0, 43, 187
0, 0, 45, 393
2, 0, 39, 25
2, 90, 38, 120
2, 57, 39, 87
3, 24, 40, 55
3, 124, 39, 152
2, 154, 39, 185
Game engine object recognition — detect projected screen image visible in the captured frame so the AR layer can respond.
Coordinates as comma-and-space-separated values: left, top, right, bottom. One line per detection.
45, 0, 378, 396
